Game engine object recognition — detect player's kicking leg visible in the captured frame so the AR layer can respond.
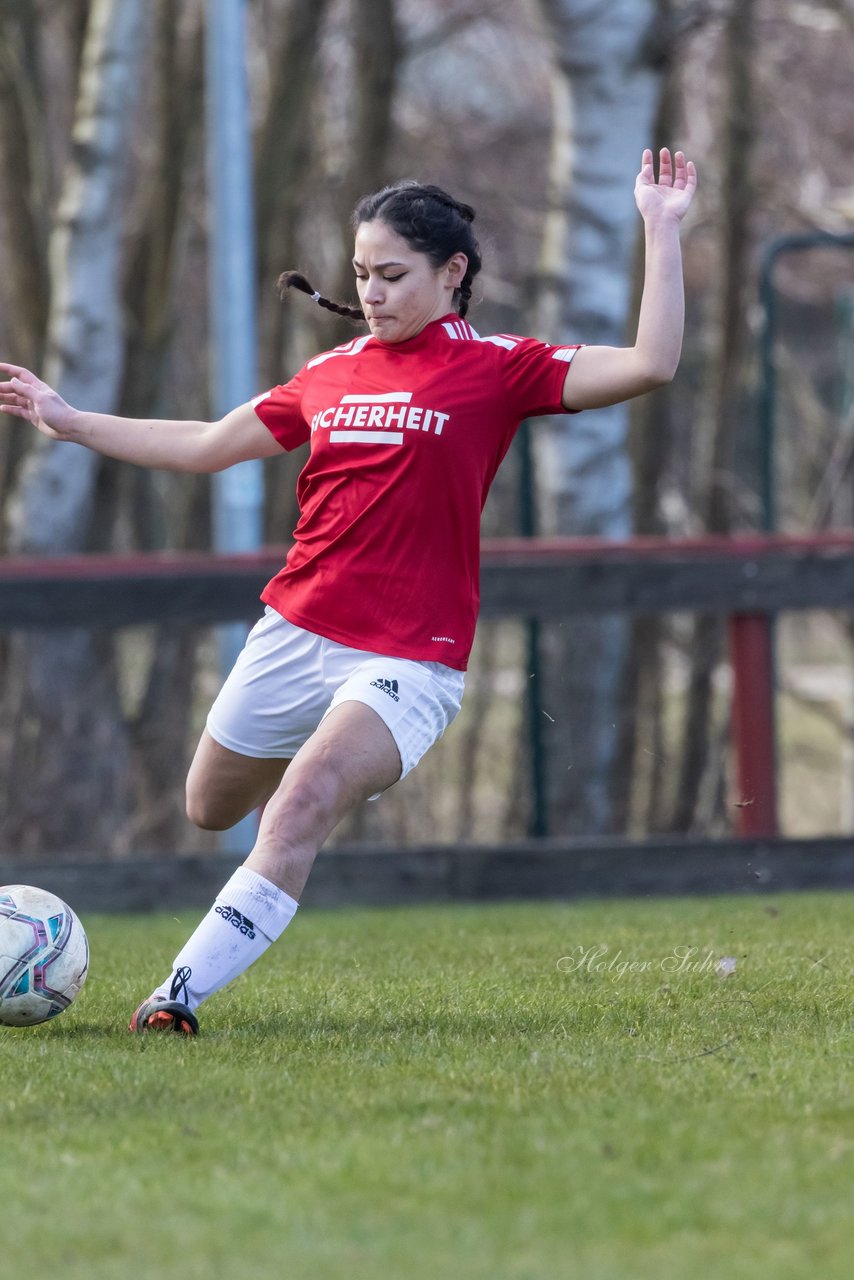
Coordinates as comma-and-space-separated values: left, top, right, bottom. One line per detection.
129, 702, 401, 1034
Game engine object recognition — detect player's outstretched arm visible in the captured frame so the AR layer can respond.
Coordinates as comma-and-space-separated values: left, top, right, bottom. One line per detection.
0, 363, 281, 472
561, 148, 697, 412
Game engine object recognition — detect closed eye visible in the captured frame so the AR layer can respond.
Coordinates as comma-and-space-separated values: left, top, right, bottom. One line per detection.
354, 272, 406, 283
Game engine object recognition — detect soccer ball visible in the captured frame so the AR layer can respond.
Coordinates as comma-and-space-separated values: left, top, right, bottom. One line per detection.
0, 885, 89, 1027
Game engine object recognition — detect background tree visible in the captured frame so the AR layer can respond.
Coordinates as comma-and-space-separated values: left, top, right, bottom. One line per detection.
672, 0, 758, 832
532, 0, 665, 835
2, 0, 149, 853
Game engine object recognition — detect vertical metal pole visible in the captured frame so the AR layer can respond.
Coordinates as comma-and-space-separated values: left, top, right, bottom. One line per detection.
753, 245, 781, 836
517, 420, 548, 837
205, 0, 263, 852
757, 245, 779, 535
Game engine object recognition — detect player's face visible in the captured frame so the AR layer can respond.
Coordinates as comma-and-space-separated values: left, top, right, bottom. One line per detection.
353, 220, 467, 344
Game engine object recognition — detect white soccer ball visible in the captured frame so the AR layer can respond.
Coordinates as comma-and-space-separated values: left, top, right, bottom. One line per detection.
0, 884, 89, 1027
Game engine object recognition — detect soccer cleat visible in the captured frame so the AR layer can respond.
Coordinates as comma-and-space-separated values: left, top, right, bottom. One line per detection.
128, 996, 199, 1036
129, 967, 198, 1035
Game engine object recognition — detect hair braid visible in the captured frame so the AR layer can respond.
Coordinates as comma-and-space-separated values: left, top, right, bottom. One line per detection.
277, 270, 364, 324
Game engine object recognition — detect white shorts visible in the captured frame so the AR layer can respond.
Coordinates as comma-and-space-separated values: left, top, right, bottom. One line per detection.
206, 608, 465, 781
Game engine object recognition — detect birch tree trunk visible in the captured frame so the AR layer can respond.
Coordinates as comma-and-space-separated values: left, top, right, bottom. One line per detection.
534, 0, 662, 833
2, 0, 148, 854
15, 0, 146, 543
673, 0, 757, 831
0, 0, 50, 541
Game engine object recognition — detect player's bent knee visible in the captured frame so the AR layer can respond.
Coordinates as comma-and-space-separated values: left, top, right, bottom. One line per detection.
185, 787, 244, 832
186, 795, 227, 831
185, 734, 288, 831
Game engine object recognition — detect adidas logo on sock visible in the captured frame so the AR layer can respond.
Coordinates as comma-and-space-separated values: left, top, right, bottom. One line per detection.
370, 677, 400, 702
215, 904, 257, 939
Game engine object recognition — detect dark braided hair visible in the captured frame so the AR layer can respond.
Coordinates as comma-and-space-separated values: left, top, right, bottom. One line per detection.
277, 270, 364, 321
277, 181, 482, 325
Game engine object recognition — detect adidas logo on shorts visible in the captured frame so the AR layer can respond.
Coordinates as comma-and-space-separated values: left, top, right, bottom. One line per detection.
215, 904, 257, 938
370, 677, 400, 702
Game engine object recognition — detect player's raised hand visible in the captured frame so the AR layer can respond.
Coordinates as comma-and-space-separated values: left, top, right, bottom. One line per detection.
634, 148, 697, 224
0, 363, 76, 440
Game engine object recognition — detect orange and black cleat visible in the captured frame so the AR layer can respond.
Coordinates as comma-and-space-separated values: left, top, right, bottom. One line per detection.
129, 997, 199, 1036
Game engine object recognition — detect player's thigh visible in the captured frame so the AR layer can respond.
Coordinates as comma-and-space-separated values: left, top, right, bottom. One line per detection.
186, 729, 290, 829
244, 702, 401, 895
278, 700, 402, 825
323, 652, 465, 783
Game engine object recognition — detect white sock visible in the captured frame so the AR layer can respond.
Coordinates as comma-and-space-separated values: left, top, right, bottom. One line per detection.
152, 866, 298, 1011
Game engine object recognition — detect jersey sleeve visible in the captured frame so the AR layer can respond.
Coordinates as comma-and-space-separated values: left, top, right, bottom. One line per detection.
251, 367, 311, 451
496, 335, 583, 419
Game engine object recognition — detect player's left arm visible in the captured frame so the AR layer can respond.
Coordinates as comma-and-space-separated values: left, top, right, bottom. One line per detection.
561, 148, 697, 413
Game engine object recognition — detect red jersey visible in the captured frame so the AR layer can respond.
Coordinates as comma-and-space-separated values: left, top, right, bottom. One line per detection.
253, 313, 578, 670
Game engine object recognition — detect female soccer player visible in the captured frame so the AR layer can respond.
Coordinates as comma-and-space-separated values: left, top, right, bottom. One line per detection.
0, 148, 696, 1035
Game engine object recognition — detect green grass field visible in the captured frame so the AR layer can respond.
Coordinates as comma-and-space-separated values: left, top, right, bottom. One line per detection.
1, 892, 852, 1279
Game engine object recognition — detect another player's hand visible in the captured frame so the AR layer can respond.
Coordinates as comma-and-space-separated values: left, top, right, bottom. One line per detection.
634, 148, 697, 225
0, 363, 76, 440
